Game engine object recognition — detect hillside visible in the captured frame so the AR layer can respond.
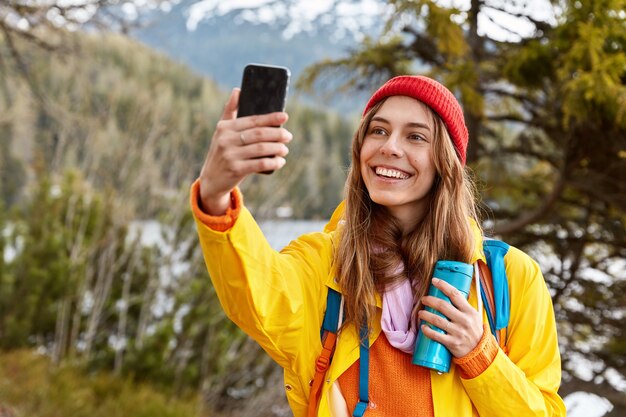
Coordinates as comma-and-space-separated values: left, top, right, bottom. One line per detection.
1, 31, 356, 219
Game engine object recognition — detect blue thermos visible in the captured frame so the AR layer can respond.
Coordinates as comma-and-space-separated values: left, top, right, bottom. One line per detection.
412, 260, 474, 373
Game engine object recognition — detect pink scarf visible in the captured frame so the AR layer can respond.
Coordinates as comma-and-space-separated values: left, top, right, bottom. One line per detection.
381, 265, 418, 354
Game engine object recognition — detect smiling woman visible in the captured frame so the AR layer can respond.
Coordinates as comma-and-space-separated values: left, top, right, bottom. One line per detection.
191, 75, 566, 417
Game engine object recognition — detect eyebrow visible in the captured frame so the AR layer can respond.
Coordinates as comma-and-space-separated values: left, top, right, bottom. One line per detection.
370, 116, 431, 131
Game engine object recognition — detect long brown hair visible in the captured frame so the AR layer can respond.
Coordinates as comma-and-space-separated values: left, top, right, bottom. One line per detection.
334, 98, 481, 334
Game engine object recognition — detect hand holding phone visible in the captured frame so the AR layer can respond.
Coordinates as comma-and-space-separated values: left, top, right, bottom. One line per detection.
198, 89, 290, 215
237, 63, 290, 174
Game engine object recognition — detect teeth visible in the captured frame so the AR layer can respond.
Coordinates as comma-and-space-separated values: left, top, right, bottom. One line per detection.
375, 167, 409, 179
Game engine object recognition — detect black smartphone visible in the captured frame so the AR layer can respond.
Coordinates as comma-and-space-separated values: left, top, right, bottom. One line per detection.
237, 63, 290, 174
237, 63, 290, 118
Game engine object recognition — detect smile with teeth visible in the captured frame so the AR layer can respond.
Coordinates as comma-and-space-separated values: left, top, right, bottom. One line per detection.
375, 167, 410, 179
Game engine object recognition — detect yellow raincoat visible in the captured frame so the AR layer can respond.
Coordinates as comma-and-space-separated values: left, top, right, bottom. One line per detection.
192, 194, 566, 417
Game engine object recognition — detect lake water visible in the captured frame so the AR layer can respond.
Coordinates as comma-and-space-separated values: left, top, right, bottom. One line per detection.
126, 219, 329, 252
259, 220, 329, 251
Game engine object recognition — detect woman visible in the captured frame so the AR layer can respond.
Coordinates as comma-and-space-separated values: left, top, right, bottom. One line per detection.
191, 75, 566, 416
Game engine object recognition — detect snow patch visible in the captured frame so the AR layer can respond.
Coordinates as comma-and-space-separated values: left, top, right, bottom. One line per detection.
564, 391, 613, 417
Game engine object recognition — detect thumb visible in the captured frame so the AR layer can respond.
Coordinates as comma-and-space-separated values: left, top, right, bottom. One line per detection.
221, 88, 240, 120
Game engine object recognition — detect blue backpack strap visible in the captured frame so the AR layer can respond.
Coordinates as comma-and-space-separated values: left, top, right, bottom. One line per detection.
321, 288, 342, 339
482, 239, 511, 331
353, 325, 370, 417
318, 290, 371, 416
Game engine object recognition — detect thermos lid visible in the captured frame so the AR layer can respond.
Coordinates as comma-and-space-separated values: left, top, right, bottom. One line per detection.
434, 260, 473, 278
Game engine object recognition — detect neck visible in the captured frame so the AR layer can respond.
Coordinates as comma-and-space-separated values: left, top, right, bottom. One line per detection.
387, 203, 429, 235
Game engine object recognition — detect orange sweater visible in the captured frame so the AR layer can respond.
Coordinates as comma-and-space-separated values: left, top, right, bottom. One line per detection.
337, 327, 498, 416
190, 180, 499, 415
338, 334, 434, 416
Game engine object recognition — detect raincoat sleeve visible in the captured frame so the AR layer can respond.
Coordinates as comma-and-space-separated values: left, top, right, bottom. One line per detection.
190, 182, 332, 371
461, 245, 566, 416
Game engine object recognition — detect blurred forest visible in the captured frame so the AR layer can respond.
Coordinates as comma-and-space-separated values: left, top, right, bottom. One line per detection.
0, 5, 354, 415
1, 0, 625, 416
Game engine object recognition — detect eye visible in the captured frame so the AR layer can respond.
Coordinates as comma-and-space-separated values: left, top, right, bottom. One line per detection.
369, 126, 388, 136
408, 132, 427, 142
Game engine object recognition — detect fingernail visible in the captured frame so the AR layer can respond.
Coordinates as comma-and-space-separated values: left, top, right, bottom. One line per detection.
432, 278, 440, 284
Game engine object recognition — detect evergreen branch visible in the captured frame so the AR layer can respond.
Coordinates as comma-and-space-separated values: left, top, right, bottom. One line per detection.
0, 19, 57, 51
0, 24, 47, 105
493, 170, 566, 235
401, 26, 445, 66
482, 2, 553, 34
487, 113, 531, 124
483, 86, 540, 107
485, 145, 560, 168
481, 9, 529, 41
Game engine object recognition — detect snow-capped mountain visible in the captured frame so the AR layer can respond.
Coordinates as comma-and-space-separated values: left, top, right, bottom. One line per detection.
184, 0, 388, 39
132, 0, 388, 97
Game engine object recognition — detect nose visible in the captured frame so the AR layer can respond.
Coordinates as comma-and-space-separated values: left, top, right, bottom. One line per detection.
379, 133, 403, 157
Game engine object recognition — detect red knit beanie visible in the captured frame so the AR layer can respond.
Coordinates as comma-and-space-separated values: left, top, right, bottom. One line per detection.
363, 75, 469, 165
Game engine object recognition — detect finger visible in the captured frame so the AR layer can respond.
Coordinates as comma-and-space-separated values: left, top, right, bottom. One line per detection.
221, 88, 240, 120
232, 111, 289, 131
240, 156, 287, 174
421, 323, 481, 358
418, 310, 452, 334
238, 142, 290, 160
421, 295, 461, 322
420, 324, 452, 345
237, 127, 293, 146
431, 278, 474, 313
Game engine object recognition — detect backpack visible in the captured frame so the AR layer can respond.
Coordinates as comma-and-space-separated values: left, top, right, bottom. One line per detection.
307, 239, 511, 417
